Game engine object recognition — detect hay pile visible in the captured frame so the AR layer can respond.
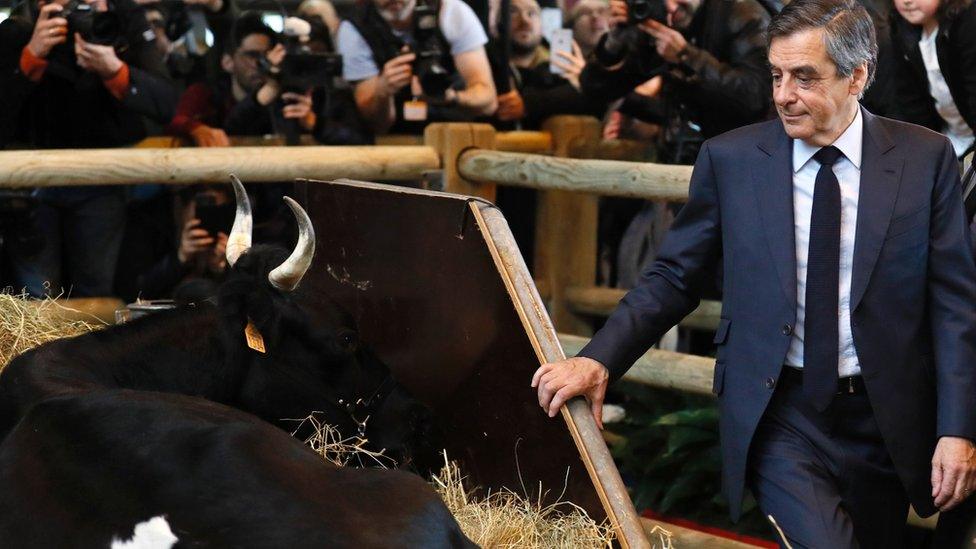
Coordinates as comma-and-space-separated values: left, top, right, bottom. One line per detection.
300, 414, 636, 549
431, 455, 617, 548
0, 293, 103, 372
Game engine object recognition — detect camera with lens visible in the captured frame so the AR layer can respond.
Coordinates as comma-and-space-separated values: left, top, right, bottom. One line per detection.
626, 0, 668, 24
410, 2, 452, 98
61, 0, 122, 46
260, 16, 342, 91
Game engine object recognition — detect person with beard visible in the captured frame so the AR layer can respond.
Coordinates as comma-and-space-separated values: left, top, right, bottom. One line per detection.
0, 0, 176, 298
494, 0, 602, 129
336, 0, 497, 135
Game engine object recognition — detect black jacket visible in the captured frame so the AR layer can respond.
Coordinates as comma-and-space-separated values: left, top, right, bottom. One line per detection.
889, 0, 976, 144
580, 0, 771, 140
0, 1, 176, 149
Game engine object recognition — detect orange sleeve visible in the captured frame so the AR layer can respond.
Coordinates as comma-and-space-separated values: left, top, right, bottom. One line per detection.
19, 46, 49, 82
102, 62, 130, 101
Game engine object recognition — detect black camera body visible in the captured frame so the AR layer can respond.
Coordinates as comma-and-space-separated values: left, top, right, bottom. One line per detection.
627, 0, 668, 25
62, 0, 122, 46
411, 2, 452, 98
259, 17, 342, 92
277, 48, 342, 91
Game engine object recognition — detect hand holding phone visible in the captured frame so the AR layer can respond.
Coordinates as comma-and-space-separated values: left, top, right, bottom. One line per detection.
550, 29, 574, 75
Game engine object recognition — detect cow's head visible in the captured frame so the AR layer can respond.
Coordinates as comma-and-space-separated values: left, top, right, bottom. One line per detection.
216, 176, 436, 470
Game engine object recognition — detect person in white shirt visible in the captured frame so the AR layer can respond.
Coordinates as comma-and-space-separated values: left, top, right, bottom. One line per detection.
891, 0, 976, 158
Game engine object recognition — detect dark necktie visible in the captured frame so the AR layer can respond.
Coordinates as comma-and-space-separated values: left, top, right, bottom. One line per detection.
804, 145, 843, 411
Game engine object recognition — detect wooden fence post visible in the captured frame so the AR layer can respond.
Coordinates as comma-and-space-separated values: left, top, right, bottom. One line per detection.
535, 116, 602, 336
424, 123, 497, 201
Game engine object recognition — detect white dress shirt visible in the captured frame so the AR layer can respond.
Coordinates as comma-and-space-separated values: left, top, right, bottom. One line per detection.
785, 108, 863, 377
918, 27, 974, 157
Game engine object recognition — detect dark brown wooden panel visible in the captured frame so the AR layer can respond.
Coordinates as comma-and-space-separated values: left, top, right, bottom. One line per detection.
298, 179, 606, 522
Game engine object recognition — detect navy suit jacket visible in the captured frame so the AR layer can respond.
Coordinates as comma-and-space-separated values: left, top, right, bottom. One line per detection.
580, 108, 976, 519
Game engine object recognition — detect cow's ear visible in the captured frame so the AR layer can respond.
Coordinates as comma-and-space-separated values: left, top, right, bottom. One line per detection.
337, 328, 360, 353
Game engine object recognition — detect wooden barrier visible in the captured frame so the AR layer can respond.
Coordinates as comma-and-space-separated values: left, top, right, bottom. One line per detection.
457, 149, 693, 200
565, 287, 722, 332
0, 146, 440, 187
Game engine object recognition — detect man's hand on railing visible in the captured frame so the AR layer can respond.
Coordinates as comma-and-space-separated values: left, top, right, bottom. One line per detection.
532, 356, 610, 429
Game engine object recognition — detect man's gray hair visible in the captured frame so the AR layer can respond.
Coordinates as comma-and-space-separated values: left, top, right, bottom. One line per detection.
767, 0, 878, 89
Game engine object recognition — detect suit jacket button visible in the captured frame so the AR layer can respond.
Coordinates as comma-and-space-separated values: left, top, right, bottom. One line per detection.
781, 324, 793, 336
765, 377, 776, 389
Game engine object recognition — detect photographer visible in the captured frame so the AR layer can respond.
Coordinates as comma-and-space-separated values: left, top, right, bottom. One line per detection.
337, 0, 498, 135
0, 0, 176, 297
581, 0, 771, 161
494, 0, 602, 129
167, 13, 369, 146
114, 185, 231, 302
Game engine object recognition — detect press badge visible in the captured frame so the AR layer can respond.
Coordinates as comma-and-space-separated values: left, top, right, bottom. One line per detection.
403, 99, 428, 121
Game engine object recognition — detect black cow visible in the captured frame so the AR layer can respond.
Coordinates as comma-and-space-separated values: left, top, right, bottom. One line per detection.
0, 391, 473, 548
0, 177, 473, 547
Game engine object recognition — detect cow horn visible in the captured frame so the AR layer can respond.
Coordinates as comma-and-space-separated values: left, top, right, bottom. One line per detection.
268, 197, 315, 291
225, 174, 253, 267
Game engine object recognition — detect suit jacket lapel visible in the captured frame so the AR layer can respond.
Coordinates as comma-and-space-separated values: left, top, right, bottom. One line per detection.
753, 121, 797, 311
851, 109, 903, 311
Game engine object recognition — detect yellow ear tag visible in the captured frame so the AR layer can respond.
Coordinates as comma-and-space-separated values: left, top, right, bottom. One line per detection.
244, 320, 266, 354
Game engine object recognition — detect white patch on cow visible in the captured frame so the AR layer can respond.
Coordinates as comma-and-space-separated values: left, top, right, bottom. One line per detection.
110, 516, 178, 549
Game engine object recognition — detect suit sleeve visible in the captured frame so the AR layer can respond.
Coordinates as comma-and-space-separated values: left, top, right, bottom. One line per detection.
927, 140, 976, 440
578, 142, 722, 381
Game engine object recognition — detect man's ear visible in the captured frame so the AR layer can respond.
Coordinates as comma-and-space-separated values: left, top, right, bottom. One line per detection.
221, 53, 234, 73
850, 61, 868, 97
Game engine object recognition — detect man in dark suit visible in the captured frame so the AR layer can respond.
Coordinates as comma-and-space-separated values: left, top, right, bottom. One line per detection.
532, 0, 976, 545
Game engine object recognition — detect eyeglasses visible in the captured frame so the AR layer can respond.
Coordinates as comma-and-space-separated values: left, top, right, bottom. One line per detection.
236, 50, 266, 63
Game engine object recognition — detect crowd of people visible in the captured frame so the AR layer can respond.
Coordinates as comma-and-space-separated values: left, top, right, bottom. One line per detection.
0, 0, 973, 303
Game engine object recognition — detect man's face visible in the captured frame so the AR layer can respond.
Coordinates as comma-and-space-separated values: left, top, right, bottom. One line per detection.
768, 28, 867, 145
510, 0, 542, 54
373, 0, 417, 24
665, 0, 701, 30
571, 0, 610, 52
229, 34, 272, 92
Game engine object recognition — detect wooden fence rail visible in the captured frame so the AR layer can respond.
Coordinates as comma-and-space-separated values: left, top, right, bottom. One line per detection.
457, 149, 693, 201
0, 146, 440, 187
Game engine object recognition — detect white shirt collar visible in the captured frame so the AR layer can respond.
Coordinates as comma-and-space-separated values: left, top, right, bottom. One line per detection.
792, 106, 864, 173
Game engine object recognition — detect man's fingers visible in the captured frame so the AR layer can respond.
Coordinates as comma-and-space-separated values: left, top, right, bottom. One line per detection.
937, 468, 960, 507
933, 461, 944, 498
548, 387, 575, 417
571, 40, 583, 58
531, 364, 552, 388
589, 391, 604, 430
537, 382, 555, 409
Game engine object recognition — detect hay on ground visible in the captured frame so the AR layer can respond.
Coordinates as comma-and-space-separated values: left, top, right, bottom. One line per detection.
431, 454, 617, 549
0, 293, 104, 372
300, 414, 635, 548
